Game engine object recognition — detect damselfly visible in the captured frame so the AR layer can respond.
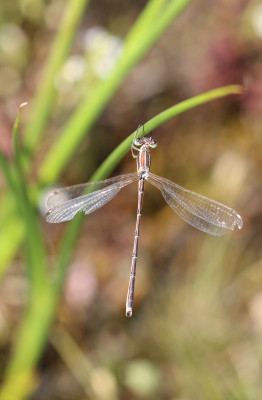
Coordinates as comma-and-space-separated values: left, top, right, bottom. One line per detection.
45, 126, 243, 317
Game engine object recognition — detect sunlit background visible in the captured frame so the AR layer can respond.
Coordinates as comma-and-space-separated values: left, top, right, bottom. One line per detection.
1, 0, 262, 399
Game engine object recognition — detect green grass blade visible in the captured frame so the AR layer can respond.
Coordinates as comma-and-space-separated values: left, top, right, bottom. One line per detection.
13, 103, 28, 163
0, 106, 53, 400
0, 217, 25, 277
23, 0, 89, 153
0, 155, 18, 197
92, 85, 243, 181
124, 0, 167, 47
125, 0, 193, 54
0, 155, 26, 278
12, 104, 47, 293
0, 286, 57, 400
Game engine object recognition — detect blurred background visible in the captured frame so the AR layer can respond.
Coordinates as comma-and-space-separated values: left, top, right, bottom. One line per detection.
1, 0, 262, 399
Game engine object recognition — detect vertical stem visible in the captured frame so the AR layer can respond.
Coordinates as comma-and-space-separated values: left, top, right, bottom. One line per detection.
24, 0, 89, 152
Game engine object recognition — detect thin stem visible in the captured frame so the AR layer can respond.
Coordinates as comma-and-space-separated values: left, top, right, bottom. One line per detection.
91, 85, 243, 182
23, 0, 89, 153
12, 104, 47, 293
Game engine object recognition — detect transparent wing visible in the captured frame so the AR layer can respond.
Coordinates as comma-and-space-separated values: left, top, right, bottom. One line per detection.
147, 172, 243, 236
45, 172, 138, 223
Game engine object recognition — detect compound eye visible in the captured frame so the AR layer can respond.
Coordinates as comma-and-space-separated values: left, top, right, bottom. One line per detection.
150, 140, 157, 148
134, 137, 141, 146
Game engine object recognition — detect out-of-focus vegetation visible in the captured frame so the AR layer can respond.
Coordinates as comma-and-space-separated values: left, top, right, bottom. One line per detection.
0, 0, 262, 399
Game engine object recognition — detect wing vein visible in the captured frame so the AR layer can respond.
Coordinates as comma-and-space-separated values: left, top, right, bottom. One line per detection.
45, 172, 138, 223
147, 172, 242, 236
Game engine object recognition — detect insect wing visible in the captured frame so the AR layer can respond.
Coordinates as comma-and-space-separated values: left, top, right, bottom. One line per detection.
147, 172, 242, 236
45, 173, 138, 223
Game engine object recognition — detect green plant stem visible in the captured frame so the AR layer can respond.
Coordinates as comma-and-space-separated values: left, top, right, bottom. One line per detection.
0, 286, 57, 400
23, 0, 89, 153
0, 0, 89, 277
0, 158, 26, 275
0, 155, 18, 197
0, 106, 51, 399
38, 0, 194, 184
13, 104, 47, 294
91, 85, 243, 181
0, 218, 25, 276
124, 0, 167, 47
